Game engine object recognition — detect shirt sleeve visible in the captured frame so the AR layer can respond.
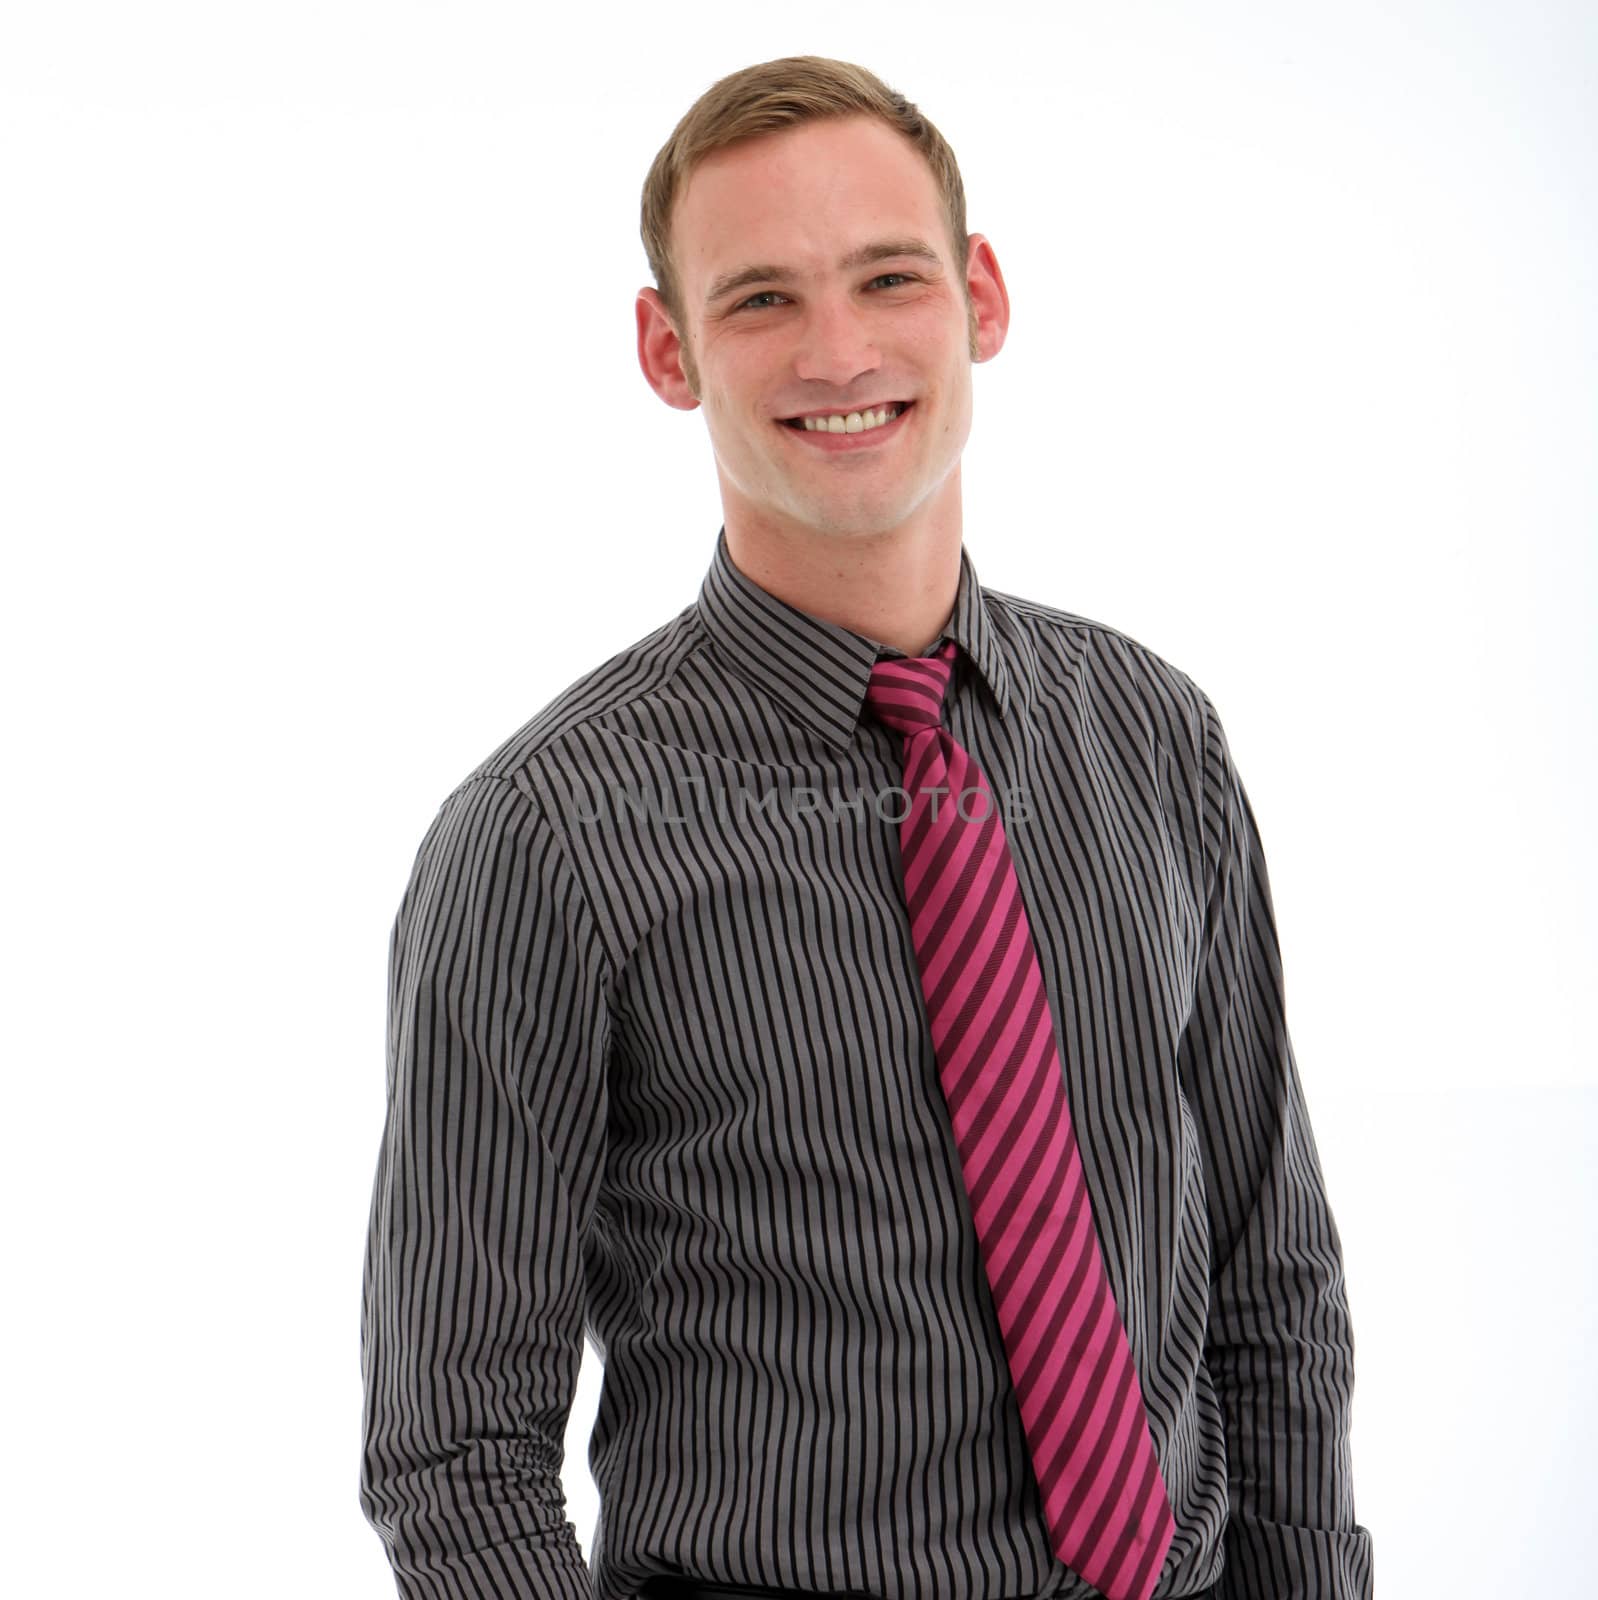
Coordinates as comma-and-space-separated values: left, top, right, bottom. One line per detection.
1177, 693, 1374, 1600
359, 772, 612, 1600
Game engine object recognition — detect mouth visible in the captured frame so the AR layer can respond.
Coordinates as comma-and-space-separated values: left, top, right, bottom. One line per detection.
776, 400, 916, 450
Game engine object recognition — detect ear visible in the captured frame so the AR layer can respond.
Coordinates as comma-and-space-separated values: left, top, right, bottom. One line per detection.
964, 233, 1010, 364
636, 288, 701, 410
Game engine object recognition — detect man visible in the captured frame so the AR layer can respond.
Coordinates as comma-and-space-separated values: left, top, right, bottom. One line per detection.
359, 54, 1373, 1600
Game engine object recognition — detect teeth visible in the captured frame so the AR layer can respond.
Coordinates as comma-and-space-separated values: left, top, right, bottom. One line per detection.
800, 403, 904, 434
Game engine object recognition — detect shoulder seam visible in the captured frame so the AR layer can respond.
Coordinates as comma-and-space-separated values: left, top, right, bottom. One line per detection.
446, 771, 619, 985
515, 768, 616, 983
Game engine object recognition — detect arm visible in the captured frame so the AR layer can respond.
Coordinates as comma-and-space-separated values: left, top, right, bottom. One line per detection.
360, 772, 612, 1600
1177, 693, 1373, 1599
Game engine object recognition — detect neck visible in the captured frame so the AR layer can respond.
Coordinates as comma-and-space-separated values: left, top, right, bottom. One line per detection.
722, 505, 963, 659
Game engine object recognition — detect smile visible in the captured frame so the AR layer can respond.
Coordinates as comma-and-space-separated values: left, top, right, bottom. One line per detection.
777, 401, 915, 449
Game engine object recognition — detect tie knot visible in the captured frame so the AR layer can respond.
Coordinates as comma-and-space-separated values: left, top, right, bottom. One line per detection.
863, 639, 958, 737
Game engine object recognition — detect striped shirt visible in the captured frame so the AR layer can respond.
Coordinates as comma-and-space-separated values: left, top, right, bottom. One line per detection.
359, 526, 1373, 1600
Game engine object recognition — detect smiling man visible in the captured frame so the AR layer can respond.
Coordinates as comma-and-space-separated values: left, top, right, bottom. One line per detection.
360, 55, 1373, 1600
635, 107, 995, 655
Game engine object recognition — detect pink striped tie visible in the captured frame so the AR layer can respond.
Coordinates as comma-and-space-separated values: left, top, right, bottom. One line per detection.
864, 640, 1175, 1600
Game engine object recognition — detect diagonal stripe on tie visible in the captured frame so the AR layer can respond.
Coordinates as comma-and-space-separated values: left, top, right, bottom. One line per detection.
863, 639, 1176, 1600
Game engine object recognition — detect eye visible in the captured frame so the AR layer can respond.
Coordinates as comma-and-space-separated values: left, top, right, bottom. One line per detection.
735, 273, 917, 312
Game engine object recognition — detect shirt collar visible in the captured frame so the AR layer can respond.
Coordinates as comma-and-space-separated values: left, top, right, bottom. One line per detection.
696, 524, 1014, 751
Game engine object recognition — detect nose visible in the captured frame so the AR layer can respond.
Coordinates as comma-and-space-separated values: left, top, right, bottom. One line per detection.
790, 295, 884, 392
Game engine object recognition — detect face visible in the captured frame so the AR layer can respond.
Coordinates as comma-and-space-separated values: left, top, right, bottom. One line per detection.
636, 115, 1009, 546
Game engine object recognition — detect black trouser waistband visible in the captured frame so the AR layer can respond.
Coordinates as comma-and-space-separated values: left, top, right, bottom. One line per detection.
639, 1582, 876, 1600
637, 1577, 1217, 1600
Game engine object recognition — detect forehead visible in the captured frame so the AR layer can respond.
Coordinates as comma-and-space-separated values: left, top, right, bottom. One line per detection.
673, 116, 946, 291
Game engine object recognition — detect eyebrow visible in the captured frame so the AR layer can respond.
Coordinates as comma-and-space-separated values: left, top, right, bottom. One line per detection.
703, 236, 944, 309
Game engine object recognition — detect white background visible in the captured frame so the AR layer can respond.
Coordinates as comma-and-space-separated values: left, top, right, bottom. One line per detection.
4, 3, 1593, 1595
